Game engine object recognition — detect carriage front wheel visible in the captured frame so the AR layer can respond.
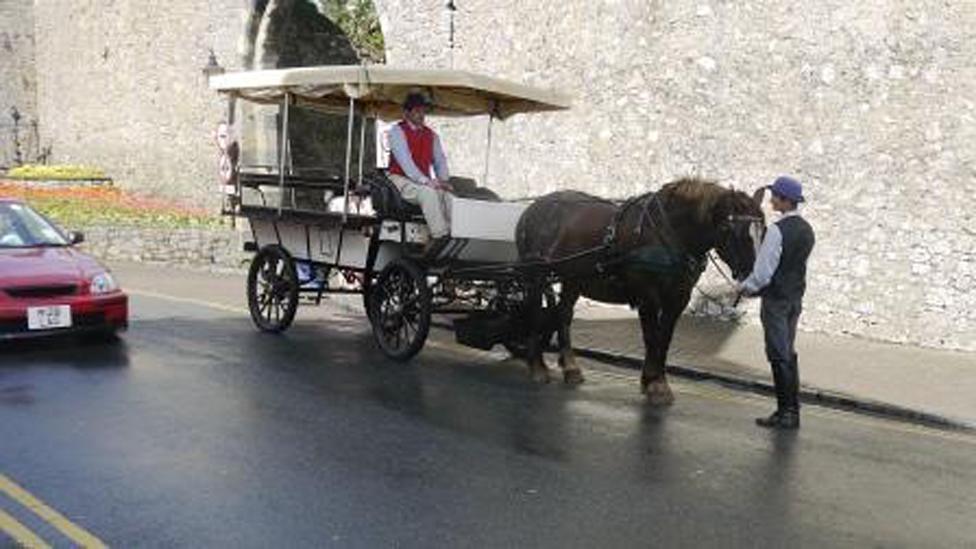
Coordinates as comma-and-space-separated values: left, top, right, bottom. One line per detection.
368, 258, 432, 361
247, 245, 299, 333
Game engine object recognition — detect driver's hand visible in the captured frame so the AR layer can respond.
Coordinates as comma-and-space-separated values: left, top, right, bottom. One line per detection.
736, 282, 755, 298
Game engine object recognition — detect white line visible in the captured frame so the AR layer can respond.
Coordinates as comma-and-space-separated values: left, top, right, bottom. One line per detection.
128, 288, 248, 315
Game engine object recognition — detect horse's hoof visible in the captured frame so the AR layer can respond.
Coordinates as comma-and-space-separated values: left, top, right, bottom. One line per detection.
563, 369, 585, 385
644, 383, 675, 406
530, 369, 551, 385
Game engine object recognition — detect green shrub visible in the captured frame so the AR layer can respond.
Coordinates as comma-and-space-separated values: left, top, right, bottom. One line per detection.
7, 164, 108, 180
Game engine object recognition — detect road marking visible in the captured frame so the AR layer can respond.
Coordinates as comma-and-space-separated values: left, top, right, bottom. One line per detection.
0, 474, 107, 549
0, 508, 51, 549
128, 288, 248, 315
128, 288, 976, 447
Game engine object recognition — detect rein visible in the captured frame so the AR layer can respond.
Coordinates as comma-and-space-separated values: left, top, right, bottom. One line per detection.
520, 190, 761, 295
696, 213, 764, 308
601, 191, 704, 276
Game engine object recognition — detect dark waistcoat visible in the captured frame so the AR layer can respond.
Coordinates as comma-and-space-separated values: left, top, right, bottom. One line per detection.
764, 215, 815, 301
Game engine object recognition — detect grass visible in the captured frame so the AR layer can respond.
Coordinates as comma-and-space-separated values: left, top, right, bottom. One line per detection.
0, 182, 223, 229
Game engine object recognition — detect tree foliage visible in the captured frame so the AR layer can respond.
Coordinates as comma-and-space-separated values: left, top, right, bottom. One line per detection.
317, 0, 386, 63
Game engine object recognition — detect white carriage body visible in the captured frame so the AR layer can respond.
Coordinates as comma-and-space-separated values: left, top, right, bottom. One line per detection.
447, 198, 528, 264
248, 196, 528, 269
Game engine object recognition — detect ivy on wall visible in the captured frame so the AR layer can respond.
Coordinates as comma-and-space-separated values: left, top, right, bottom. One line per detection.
317, 0, 386, 63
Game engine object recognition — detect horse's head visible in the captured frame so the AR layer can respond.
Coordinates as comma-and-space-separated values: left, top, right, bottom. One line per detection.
711, 189, 765, 281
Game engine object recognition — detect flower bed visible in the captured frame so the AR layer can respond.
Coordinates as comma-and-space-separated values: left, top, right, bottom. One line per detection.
0, 181, 221, 229
0, 180, 245, 269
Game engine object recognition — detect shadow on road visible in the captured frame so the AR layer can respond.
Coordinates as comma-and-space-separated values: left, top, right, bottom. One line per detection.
0, 335, 132, 370
573, 314, 761, 378
118, 312, 592, 462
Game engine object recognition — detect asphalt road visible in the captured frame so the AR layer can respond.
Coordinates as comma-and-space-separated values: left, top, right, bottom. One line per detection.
2, 266, 975, 548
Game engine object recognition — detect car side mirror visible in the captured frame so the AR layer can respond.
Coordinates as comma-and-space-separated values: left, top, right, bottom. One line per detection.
68, 231, 85, 245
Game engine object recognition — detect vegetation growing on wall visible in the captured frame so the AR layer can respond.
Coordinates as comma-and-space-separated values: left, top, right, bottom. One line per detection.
317, 0, 385, 63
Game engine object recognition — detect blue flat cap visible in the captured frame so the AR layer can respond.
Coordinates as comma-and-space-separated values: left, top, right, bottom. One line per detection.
769, 176, 805, 203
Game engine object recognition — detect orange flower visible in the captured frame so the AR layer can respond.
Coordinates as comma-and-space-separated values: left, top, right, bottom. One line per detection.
0, 181, 216, 225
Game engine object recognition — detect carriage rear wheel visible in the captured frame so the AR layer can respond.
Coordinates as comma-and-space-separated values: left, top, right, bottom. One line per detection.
247, 245, 300, 333
368, 259, 432, 361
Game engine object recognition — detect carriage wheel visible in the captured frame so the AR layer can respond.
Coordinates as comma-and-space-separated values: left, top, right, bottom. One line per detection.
247, 245, 300, 333
368, 259, 432, 361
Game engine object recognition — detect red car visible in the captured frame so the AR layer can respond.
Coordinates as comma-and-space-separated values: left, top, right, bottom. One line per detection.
0, 198, 127, 340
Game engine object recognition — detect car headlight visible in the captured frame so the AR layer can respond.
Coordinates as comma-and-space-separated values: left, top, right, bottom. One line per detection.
90, 272, 119, 295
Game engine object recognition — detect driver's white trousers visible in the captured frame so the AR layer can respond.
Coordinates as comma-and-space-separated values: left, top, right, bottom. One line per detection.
389, 174, 453, 239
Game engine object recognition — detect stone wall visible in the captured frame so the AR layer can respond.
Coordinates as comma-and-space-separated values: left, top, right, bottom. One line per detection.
32, 0, 247, 207
79, 225, 248, 271
0, 0, 38, 167
378, 0, 976, 351
10, 0, 976, 350
30, 0, 368, 206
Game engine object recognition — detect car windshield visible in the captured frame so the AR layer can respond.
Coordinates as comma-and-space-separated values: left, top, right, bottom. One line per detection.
0, 202, 69, 248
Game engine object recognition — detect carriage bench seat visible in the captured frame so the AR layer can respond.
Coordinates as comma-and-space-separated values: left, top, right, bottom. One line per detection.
367, 174, 424, 222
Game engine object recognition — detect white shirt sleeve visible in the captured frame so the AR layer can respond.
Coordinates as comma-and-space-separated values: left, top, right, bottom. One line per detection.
432, 134, 450, 181
740, 223, 783, 294
388, 124, 431, 184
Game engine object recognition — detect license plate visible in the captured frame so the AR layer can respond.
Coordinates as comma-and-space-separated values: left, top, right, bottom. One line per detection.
27, 305, 72, 330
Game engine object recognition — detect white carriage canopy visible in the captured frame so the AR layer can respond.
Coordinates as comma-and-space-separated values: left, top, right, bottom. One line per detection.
209, 65, 571, 120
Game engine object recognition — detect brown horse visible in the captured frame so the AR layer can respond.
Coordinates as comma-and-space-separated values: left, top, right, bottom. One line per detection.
515, 177, 764, 405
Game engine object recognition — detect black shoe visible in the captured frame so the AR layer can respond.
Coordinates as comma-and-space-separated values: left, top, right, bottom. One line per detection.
756, 410, 800, 429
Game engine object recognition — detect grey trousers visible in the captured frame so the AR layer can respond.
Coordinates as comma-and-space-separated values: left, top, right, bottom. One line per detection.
388, 174, 453, 238
760, 297, 802, 412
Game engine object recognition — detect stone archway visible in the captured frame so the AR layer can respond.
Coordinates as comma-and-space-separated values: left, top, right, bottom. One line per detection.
244, 0, 363, 70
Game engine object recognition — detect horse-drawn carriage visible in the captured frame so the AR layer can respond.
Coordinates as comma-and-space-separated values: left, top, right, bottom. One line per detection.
210, 65, 765, 402
210, 65, 571, 361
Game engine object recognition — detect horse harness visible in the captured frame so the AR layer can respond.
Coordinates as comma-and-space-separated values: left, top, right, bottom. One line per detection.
598, 191, 705, 278
529, 190, 763, 286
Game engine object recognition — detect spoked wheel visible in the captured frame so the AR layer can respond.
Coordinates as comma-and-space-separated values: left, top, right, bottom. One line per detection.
368, 259, 432, 361
247, 245, 300, 333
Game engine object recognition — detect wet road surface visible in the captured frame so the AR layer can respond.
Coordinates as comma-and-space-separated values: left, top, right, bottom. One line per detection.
2, 290, 976, 547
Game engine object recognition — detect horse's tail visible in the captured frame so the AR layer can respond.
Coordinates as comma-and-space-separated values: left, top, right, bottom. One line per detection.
515, 200, 554, 263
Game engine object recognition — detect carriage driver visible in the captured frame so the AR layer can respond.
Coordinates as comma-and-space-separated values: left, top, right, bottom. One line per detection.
738, 176, 816, 430
387, 92, 453, 250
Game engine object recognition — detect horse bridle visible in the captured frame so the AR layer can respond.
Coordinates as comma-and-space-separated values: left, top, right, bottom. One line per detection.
716, 214, 765, 272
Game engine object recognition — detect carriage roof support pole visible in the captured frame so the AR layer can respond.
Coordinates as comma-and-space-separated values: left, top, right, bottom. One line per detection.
357, 110, 367, 187
227, 95, 238, 229
482, 111, 495, 187
343, 96, 355, 223
278, 92, 291, 216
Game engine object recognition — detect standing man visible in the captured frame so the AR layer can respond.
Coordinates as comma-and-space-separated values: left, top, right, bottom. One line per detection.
739, 176, 816, 429
387, 92, 453, 248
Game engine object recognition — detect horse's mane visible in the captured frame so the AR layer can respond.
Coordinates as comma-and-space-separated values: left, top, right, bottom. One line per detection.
659, 177, 732, 224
